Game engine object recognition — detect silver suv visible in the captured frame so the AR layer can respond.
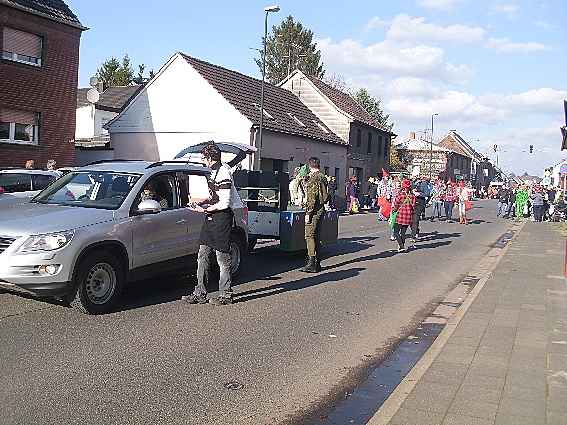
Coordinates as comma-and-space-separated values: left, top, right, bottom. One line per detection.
0, 150, 249, 314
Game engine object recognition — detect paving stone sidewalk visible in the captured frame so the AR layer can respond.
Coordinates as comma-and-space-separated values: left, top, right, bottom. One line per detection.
387, 222, 567, 425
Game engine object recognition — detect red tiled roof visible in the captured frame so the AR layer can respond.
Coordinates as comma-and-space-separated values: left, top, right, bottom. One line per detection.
181, 53, 345, 146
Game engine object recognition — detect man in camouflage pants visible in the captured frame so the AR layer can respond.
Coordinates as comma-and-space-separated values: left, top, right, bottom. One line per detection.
302, 157, 328, 273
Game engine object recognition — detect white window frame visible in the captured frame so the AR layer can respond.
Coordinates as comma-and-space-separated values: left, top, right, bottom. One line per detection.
1, 51, 42, 67
0, 120, 40, 146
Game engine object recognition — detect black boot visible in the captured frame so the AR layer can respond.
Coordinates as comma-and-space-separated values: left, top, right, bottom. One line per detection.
315, 258, 321, 272
301, 257, 318, 273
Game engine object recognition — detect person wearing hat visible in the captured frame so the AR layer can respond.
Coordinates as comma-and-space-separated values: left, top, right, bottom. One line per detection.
391, 179, 416, 252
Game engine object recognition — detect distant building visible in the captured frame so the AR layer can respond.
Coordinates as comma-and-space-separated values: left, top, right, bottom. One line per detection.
281, 70, 395, 194
75, 85, 141, 165
394, 132, 472, 181
0, 0, 86, 168
438, 130, 496, 188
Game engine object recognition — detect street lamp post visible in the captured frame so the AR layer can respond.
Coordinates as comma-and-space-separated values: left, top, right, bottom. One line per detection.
429, 113, 439, 180
257, 4, 280, 170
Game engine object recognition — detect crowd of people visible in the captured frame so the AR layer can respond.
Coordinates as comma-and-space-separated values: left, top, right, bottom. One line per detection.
342, 172, 475, 252
495, 184, 563, 222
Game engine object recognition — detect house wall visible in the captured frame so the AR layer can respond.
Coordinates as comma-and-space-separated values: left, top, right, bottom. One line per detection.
94, 109, 117, 138
282, 75, 351, 142
0, 5, 82, 168
108, 54, 252, 164
75, 105, 94, 140
446, 153, 472, 181
347, 123, 391, 193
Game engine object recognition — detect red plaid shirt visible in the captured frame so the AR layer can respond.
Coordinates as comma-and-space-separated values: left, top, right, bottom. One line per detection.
392, 190, 415, 225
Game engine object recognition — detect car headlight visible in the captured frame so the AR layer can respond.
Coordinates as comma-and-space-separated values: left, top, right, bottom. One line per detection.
17, 230, 75, 253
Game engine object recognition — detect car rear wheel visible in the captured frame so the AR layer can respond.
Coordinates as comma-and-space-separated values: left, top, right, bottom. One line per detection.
70, 250, 125, 315
229, 234, 245, 278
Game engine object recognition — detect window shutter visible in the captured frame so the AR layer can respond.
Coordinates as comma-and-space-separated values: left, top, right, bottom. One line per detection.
0, 109, 38, 125
3, 28, 42, 58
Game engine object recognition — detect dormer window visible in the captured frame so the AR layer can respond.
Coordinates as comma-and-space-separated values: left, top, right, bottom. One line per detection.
287, 113, 305, 127
2, 28, 42, 67
313, 120, 329, 133
252, 103, 274, 120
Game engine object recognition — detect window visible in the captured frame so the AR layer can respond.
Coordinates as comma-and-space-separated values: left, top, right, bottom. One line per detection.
2, 27, 42, 66
31, 174, 56, 191
313, 120, 329, 133
287, 113, 305, 127
383, 137, 389, 160
356, 129, 361, 147
377, 135, 383, 157
0, 173, 32, 193
335, 168, 340, 181
367, 132, 373, 154
252, 103, 274, 120
324, 166, 329, 176
136, 174, 177, 210
0, 109, 39, 145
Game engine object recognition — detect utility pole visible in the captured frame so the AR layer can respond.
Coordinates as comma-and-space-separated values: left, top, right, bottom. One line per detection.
429, 113, 439, 180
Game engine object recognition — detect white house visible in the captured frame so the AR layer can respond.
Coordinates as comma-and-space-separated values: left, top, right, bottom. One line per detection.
105, 53, 348, 190
75, 85, 141, 165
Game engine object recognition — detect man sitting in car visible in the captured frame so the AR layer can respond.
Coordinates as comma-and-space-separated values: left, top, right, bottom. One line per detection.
140, 180, 168, 209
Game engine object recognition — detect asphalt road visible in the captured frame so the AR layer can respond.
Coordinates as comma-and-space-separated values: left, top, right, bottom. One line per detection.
0, 200, 510, 425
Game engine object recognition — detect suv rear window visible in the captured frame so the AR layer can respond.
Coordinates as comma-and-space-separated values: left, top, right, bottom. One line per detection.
0, 173, 32, 193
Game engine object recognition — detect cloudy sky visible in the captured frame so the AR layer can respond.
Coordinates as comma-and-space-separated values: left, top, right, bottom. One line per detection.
75, 0, 567, 175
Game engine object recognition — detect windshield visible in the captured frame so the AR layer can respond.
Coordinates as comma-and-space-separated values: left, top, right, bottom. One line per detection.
33, 171, 141, 210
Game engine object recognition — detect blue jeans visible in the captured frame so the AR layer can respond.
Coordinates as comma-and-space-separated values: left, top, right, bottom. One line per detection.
432, 200, 443, 218
497, 202, 508, 217
444, 201, 454, 220
193, 244, 232, 298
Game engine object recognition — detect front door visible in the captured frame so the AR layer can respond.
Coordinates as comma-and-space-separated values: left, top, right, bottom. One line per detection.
131, 173, 191, 268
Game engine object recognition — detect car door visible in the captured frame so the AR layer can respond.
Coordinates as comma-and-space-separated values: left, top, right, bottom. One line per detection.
130, 172, 192, 268
177, 171, 207, 254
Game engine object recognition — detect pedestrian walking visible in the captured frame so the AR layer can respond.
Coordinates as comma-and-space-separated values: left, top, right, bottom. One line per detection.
183, 142, 243, 306
367, 177, 378, 209
346, 176, 359, 214
391, 179, 416, 252
410, 176, 430, 240
531, 186, 545, 222
443, 181, 457, 221
515, 185, 529, 218
497, 186, 510, 217
456, 181, 471, 224
327, 175, 337, 209
431, 179, 445, 221
301, 157, 328, 273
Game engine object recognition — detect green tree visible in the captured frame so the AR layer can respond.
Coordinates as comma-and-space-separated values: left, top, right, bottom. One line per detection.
256, 15, 325, 84
352, 88, 394, 132
389, 144, 413, 172
95, 54, 135, 90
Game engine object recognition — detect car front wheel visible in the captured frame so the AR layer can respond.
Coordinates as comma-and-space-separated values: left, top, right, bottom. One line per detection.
229, 234, 245, 278
70, 250, 125, 314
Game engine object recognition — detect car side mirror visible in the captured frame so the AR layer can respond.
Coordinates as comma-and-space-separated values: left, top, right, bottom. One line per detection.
136, 199, 161, 215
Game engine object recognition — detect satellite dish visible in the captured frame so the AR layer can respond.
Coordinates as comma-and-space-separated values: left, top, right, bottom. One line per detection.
86, 88, 100, 104
89, 76, 99, 87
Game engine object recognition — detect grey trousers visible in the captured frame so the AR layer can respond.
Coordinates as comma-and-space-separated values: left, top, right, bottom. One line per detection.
193, 245, 232, 298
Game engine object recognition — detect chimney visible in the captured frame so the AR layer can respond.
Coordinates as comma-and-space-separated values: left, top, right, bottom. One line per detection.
409, 131, 416, 140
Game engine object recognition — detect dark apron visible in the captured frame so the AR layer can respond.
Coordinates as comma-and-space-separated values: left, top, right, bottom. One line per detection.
199, 209, 233, 253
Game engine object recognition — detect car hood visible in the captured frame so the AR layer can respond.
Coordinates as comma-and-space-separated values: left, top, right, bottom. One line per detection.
0, 203, 115, 238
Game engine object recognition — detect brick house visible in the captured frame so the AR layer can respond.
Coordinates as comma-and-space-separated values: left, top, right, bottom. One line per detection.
394, 132, 472, 181
280, 70, 395, 195
0, 0, 86, 169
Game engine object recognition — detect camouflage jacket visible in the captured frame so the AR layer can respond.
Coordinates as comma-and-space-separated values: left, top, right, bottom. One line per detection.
304, 171, 328, 215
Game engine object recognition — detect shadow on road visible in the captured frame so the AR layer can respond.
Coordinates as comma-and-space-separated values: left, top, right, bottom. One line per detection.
234, 268, 365, 303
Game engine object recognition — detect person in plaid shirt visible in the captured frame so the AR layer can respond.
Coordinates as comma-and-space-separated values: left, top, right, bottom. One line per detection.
392, 179, 416, 252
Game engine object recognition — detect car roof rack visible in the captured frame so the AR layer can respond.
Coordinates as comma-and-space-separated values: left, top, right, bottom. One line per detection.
85, 159, 147, 166
146, 160, 207, 169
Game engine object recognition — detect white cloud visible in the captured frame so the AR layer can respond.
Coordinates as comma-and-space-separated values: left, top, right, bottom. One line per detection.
386, 14, 486, 44
365, 17, 389, 31
318, 38, 473, 84
388, 77, 439, 98
483, 88, 567, 112
417, 0, 463, 11
486, 37, 549, 52
492, 3, 520, 17
535, 20, 558, 30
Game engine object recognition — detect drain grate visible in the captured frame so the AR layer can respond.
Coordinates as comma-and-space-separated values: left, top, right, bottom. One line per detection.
224, 381, 244, 391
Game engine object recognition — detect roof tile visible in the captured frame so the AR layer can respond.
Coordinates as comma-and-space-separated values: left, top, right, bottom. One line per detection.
181, 53, 345, 146
4, 0, 83, 27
